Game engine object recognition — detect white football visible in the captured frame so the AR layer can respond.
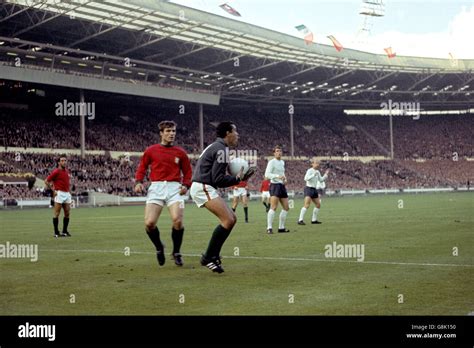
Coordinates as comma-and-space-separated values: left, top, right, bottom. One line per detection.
228, 157, 249, 176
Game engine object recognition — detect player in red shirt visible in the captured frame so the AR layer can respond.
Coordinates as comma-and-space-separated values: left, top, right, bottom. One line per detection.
260, 179, 271, 212
231, 180, 249, 223
134, 120, 192, 267
45, 155, 72, 238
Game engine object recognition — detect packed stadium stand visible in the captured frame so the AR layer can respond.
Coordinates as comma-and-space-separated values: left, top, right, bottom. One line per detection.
0, 0, 472, 203
1, 107, 472, 200
1, 108, 473, 158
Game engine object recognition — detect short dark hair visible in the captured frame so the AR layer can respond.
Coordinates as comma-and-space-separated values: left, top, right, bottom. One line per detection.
158, 120, 177, 132
273, 145, 282, 152
57, 154, 67, 167
216, 122, 235, 138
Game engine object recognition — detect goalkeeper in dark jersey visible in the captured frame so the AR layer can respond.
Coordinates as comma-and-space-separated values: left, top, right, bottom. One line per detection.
190, 122, 255, 273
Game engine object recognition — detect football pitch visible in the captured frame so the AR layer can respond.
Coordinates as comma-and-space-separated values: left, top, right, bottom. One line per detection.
1, 192, 473, 315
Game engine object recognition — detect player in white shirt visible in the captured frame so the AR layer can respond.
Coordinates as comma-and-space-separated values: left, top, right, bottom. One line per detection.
264, 146, 290, 234
298, 158, 329, 225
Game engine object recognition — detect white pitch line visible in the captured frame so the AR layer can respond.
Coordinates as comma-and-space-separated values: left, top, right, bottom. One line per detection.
39, 249, 474, 268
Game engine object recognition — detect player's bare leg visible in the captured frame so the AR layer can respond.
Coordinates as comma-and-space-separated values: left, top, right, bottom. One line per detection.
168, 201, 185, 266
242, 194, 249, 223
52, 202, 62, 237
61, 203, 71, 236
200, 197, 237, 273
53, 202, 61, 218
144, 203, 163, 229
311, 197, 322, 224
204, 196, 236, 230
261, 195, 270, 212
277, 197, 290, 232
313, 197, 321, 209
269, 195, 279, 211
63, 203, 70, 218
231, 196, 239, 211
298, 196, 312, 225
144, 203, 166, 266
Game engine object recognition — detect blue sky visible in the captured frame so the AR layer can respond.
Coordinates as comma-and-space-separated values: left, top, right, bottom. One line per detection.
170, 0, 474, 59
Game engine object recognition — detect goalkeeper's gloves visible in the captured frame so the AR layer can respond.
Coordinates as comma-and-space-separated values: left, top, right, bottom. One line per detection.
241, 166, 256, 181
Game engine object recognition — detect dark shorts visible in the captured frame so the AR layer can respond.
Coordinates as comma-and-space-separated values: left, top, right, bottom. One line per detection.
317, 188, 325, 196
269, 183, 288, 199
304, 186, 319, 199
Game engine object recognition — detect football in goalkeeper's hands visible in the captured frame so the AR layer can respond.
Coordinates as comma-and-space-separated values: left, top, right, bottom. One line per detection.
228, 158, 249, 177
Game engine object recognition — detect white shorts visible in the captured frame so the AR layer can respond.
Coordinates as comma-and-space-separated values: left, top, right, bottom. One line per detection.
261, 191, 270, 199
233, 187, 247, 197
190, 182, 219, 208
54, 190, 72, 204
147, 181, 186, 207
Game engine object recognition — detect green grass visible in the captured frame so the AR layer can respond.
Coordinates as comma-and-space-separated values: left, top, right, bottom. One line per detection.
1, 192, 473, 315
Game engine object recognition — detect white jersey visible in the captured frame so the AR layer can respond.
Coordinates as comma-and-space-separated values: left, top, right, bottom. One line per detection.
304, 168, 327, 188
265, 158, 285, 184
316, 180, 326, 190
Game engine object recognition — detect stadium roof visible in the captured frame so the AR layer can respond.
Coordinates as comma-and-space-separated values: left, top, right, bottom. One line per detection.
1, 0, 473, 108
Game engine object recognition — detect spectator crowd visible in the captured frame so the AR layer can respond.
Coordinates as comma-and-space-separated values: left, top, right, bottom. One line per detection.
1, 108, 472, 199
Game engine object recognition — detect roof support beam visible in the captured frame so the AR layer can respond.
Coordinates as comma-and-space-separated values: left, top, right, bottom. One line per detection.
407, 72, 438, 91
117, 21, 202, 56
0, 3, 31, 24
68, 5, 149, 47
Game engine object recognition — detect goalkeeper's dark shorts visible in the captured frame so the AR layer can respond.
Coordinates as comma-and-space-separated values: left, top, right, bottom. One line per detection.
270, 183, 288, 199
304, 186, 319, 199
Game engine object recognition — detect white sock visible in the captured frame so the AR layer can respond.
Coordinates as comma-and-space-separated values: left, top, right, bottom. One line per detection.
298, 207, 307, 222
267, 209, 275, 229
312, 208, 320, 222
279, 210, 288, 229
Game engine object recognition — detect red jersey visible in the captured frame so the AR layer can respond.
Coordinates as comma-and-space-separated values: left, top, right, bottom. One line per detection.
232, 181, 247, 189
260, 179, 270, 192
46, 168, 70, 192
135, 144, 192, 187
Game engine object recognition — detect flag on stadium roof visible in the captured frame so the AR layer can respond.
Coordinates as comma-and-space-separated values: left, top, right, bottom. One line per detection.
327, 35, 343, 52
303, 32, 314, 45
219, 3, 241, 17
295, 24, 310, 34
384, 47, 396, 58
295, 24, 314, 45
